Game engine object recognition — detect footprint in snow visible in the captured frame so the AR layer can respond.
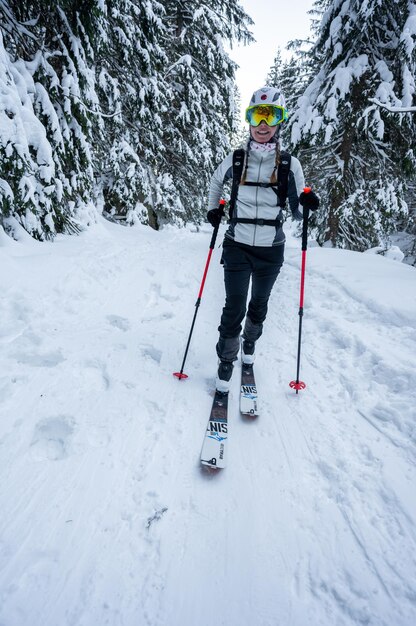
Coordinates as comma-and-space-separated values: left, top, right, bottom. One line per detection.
107, 315, 130, 332
140, 345, 162, 364
11, 350, 65, 368
142, 311, 174, 323
30, 416, 75, 461
149, 282, 179, 303
82, 359, 111, 390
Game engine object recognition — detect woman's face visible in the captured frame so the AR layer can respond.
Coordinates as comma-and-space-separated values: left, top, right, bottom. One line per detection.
250, 121, 277, 143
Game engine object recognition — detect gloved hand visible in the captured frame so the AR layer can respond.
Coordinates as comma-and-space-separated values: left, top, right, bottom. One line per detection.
299, 189, 320, 211
206, 207, 223, 228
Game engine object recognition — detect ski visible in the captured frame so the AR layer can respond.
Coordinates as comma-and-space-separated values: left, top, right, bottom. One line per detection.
240, 362, 259, 417
200, 391, 228, 470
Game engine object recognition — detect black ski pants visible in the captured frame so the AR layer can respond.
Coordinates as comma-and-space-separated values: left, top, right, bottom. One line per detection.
218, 237, 284, 339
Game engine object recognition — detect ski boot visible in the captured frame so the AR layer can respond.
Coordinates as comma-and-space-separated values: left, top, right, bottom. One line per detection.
241, 339, 255, 365
215, 335, 240, 394
242, 317, 262, 365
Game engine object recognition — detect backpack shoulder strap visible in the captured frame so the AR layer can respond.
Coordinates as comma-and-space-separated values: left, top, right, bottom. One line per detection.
277, 151, 291, 208
229, 149, 245, 219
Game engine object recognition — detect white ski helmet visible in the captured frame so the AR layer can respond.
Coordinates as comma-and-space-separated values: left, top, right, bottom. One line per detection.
248, 86, 286, 109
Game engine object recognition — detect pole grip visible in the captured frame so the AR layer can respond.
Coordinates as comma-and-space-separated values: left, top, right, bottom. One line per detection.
209, 199, 226, 250
301, 187, 311, 251
301, 207, 309, 251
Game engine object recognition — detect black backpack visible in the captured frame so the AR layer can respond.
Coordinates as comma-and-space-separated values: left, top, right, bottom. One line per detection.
228, 148, 291, 227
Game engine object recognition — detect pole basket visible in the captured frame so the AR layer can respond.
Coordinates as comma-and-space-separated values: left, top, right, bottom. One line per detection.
289, 380, 306, 391
173, 372, 189, 380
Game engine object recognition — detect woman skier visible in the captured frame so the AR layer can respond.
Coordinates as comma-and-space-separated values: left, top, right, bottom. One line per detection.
207, 86, 319, 393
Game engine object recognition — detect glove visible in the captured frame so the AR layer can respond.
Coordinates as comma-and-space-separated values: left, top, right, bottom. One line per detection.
299, 189, 320, 211
206, 207, 223, 228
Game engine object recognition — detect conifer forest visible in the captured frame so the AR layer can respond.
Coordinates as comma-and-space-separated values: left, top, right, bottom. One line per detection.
1, 0, 415, 262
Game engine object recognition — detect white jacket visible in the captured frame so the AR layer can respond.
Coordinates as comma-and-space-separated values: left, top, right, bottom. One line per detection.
208, 145, 305, 247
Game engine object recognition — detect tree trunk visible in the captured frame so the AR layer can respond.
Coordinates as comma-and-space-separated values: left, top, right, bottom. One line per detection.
147, 207, 159, 230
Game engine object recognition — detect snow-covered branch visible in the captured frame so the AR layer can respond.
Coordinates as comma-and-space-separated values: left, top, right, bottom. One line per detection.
369, 98, 416, 113
163, 54, 192, 78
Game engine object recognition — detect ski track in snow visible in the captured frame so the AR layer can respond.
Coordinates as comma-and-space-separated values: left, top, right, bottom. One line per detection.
0, 220, 415, 626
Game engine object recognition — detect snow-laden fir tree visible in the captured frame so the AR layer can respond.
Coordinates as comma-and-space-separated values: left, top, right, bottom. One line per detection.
93, 0, 176, 228
230, 85, 246, 150
0, 1, 179, 233
98, 0, 252, 228
158, 0, 253, 224
266, 47, 311, 148
0, 0, 103, 240
266, 49, 284, 92
289, 0, 416, 251
0, 0, 254, 238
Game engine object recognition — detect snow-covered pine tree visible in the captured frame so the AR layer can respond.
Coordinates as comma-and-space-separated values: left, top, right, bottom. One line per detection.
0, 0, 254, 238
0, 0, 102, 240
94, 0, 175, 228
158, 0, 253, 225
266, 48, 283, 90
230, 85, 246, 150
289, 0, 416, 251
265, 47, 311, 147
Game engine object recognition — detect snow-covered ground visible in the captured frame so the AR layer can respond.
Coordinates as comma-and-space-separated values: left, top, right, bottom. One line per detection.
0, 218, 415, 626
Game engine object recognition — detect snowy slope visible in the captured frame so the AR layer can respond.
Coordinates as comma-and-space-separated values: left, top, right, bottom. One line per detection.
0, 218, 415, 626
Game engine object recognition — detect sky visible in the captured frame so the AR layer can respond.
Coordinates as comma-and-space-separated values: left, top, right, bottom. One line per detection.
230, 0, 315, 121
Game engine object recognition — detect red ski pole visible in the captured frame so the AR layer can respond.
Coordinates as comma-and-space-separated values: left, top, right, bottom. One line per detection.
174, 199, 226, 380
290, 187, 311, 394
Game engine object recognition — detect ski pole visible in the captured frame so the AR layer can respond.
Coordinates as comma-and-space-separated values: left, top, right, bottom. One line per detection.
174, 199, 226, 380
290, 187, 311, 394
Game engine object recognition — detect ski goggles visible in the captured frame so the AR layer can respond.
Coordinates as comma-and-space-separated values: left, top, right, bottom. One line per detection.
245, 104, 287, 127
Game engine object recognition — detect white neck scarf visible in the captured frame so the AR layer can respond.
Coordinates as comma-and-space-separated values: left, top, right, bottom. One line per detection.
250, 141, 277, 152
